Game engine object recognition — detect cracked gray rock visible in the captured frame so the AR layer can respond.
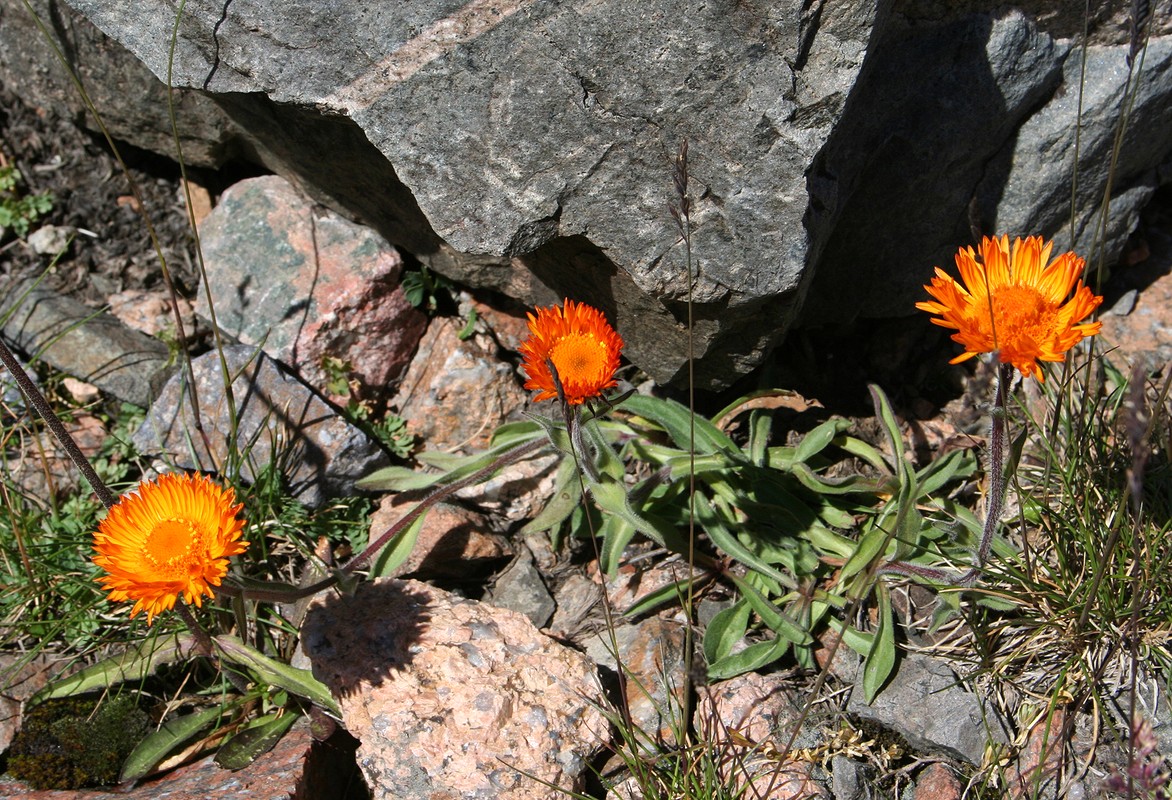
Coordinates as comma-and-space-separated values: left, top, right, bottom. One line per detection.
19, 1, 1172, 387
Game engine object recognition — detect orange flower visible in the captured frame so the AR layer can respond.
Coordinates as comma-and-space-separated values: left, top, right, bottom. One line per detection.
92, 473, 248, 624
916, 235, 1103, 381
519, 299, 623, 404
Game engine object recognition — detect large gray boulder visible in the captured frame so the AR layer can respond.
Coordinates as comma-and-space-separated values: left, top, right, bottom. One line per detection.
32, 2, 1172, 386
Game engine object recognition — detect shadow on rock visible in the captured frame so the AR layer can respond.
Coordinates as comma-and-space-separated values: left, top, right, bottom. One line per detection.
300, 579, 432, 698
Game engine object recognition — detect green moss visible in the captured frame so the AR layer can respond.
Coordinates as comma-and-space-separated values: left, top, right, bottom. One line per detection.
7, 694, 150, 789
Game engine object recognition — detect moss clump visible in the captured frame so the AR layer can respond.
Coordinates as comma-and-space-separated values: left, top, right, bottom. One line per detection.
7, 694, 150, 789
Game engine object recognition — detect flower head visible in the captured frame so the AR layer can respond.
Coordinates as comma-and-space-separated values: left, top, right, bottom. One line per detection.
916, 235, 1103, 381
519, 299, 623, 404
92, 473, 248, 624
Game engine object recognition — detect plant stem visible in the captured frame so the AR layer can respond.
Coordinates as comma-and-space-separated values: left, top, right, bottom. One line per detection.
175, 601, 251, 694
880, 360, 1013, 586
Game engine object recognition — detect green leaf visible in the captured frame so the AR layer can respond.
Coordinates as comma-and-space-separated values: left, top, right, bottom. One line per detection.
914, 448, 977, 499
355, 464, 443, 492
369, 511, 427, 578
791, 462, 882, 495
599, 515, 636, 577
728, 574, 812, 646
746, 409, 772, 464
839, 524, 892, 583
862, 583, 897, 703
793, 419, 850, 463
521, 456, 580, 534
357, 429, 547, 491
214, 636, 341, 718
121, 704, 229, 783
623, 575, 707, 617
802, 524, 861, 561
618, 394, 738, 455
827, 617, 873, 656
588, 473, 686, 553
696, 500, 797, 590
706, 636, 790, 681
215, 711, 299, 770
869, 384, 907, 478
35, 634, 194, 702
835, 436, 894, 473
702, 599, 750, 665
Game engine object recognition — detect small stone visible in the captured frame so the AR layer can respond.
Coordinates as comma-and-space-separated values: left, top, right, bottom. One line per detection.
487, 545, 556, 628
61, 377, 100, 404
366, 494, 510, 578
26, 224, 72, 255
1010, 706, 1065, 800
583, 617, 688, 746
830, 755, 868, 800
847, 653, 1010, 765
0, 279, 169, 407
913, 762, 963, 800
548, 572, 603, 639
455, 450, 560, 522
132, 345, 387, 508
302, 578, 607, 800
3, 412, 107, 498
600, 557, 706, 615
107, 288, 198, 339
693, 673, 828, 800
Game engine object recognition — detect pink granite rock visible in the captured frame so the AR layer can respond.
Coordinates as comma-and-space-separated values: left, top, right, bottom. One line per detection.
693, 673, 827, 800
913, 762, 963, 800
392, 313, 528, 453
196, 175, 427, 395
301, 578, 608, 800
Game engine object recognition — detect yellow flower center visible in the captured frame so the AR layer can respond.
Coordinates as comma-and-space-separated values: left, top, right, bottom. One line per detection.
984, 285, 1057, 346
144, 518, 204, 577
550, 333, 607, 385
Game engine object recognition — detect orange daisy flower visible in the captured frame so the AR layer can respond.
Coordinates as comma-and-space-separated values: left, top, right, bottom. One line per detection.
519, 299, 623, 404
916, 235, 1103, 381
92, 473, 248, 624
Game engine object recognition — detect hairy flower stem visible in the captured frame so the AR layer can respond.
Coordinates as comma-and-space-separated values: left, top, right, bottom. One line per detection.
0, 337, 117, 509
881, 361, 1012, 585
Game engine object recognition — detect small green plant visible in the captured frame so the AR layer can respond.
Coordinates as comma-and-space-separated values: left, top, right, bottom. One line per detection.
320, 355, 416, 459
7, 693, 150, 789
401, 264, 452, 312
0, 163, 54, 237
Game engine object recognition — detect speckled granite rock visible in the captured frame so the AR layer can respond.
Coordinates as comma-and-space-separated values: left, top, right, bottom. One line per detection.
301, 578, 607, 800
132, 345, 388, 508
391, 312, 527, 453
